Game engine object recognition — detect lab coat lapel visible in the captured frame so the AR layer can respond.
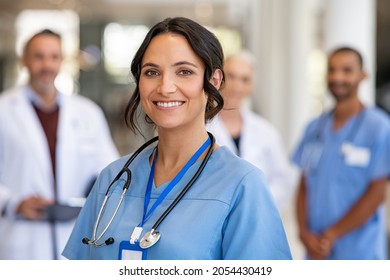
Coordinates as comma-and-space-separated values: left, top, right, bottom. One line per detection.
56, 95, 71, 200
239, 110, 252, 159
56, 95, 85, 200
13, 89, 53, 196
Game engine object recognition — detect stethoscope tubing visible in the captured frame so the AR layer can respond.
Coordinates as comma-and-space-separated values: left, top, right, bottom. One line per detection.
84, 132, 215, 247
148, 132, 215, 232
85, 137, 159, 246
92, 188, 127, 246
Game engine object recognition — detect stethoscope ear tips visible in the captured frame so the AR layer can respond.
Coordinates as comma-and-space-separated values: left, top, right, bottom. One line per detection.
82, 237, 90, 244
105, 237, 114, 245
82, 236, 114, 246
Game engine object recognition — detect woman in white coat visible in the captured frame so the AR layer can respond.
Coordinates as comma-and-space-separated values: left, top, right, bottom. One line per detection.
207, 50, 293, 212
0, 29, 119, 259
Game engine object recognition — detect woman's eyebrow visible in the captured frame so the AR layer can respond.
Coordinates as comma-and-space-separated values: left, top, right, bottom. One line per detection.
141, 62, 158, 69
141, 61, 199, 69
173, 61, 198, 68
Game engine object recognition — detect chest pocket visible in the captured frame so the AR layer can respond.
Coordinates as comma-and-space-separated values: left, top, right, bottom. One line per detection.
300, 141, 323, 174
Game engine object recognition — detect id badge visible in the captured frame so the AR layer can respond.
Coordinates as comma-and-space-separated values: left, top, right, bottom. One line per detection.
118, 241, 147, 260
341, 143, 370, 167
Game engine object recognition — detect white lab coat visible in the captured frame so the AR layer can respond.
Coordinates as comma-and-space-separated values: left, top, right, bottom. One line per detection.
0, 187, 10, 213
207, 110, 293, 211
0, 86, 119, 259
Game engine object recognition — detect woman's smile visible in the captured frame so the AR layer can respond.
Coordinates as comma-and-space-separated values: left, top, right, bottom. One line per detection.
154, 101, 185, 108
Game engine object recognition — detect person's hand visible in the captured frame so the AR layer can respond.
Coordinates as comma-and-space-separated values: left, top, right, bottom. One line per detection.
299, 230, 330, 259
16, 195, 54, 220
319, 229, 337, 257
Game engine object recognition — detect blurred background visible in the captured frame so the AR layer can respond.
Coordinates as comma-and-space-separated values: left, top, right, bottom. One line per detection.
0, 0, 389, 259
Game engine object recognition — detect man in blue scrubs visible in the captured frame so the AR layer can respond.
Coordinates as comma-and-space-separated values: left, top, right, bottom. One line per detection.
292, 47, 390, 259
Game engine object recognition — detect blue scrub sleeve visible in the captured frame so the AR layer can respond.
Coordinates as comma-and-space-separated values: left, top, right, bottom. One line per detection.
291, 123, 313, 168
222, 169, 292, 260
367, 126, 390, 180
62, 175, 102, 259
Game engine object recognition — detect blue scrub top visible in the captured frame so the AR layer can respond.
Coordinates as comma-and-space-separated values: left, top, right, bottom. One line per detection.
292, 107, 390, 259
63, 146, 292, 260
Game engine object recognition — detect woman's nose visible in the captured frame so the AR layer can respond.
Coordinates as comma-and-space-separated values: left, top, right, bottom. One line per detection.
157, 74, 177, 95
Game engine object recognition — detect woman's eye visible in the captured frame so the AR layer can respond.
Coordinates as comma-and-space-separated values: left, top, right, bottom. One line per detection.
145, 70, 159, 76
178, 69, 192, 75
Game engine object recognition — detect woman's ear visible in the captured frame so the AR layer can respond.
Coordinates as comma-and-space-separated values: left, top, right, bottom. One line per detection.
209, 68, 223, 90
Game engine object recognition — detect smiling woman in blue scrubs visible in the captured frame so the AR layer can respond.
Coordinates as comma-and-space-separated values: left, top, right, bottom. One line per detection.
62, 17, 292, 260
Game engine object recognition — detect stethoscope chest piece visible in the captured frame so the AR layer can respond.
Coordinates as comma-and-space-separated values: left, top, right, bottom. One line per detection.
139, 230, 161, 249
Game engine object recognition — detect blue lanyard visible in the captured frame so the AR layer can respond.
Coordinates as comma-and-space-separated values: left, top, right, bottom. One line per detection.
140, 137, 211, 227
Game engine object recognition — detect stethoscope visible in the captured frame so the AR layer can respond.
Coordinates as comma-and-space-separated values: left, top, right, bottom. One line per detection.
82, 132, 215, 249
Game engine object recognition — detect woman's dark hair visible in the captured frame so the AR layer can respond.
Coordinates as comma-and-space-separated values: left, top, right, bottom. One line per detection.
124, 17, 225, 134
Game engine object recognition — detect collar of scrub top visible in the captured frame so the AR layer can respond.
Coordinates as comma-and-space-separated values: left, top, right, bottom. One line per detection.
129, 136, 211, 245
315, 106, 366, 143
25, 85, 62, 112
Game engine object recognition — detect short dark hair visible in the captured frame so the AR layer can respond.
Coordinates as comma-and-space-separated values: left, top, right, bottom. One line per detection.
329, 46, 364, 69
23, 29, 61, 56
124, 17, 225, 134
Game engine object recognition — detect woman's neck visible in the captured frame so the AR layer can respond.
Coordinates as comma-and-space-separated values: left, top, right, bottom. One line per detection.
153, 127, 210, 187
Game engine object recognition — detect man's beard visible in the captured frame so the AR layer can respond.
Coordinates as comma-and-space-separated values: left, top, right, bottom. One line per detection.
328, 83, 355, 101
